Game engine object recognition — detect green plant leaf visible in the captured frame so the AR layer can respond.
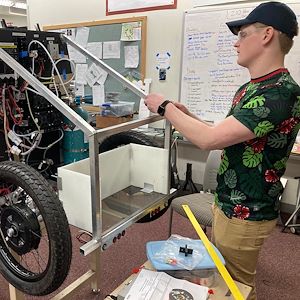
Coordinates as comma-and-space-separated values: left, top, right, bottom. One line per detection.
246, 82, 259, 93
230, 190, 246, 204
292, 98, 300, 117
224, 169, 237, 189
214, 193, 223, 208
218, 152, 229, 175
274, 157, 287, 170
291, 123, 300, 139
254, 121, 274, 137
242, 95, 265, 109
253, 107, 270, 118
242, 147, 263, 168
267, 133, 287, 148
268, 182, 283, 197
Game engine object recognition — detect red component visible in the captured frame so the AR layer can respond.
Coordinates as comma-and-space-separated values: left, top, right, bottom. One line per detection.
132, 267, 140, 274
208, 289, 214, 295
132, 265, 144, 274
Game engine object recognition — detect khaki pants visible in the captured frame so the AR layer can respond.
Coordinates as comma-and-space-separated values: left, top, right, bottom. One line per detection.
211, 205, 277, 300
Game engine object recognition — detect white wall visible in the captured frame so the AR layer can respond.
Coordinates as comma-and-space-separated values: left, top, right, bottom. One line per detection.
0, 6, 27, 27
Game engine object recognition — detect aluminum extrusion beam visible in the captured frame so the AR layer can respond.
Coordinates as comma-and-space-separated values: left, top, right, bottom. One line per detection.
62, 35, 148, 99
0, 48, 95, 136
95, 115, 163, 141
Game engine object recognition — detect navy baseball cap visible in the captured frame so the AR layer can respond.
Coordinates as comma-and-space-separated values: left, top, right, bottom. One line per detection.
226, 1, 298, 39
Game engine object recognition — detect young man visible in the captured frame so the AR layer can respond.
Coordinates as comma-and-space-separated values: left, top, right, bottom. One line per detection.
144, 2, 300, 299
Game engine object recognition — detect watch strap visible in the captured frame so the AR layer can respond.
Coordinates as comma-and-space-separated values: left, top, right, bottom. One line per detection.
157, 100, 171, 116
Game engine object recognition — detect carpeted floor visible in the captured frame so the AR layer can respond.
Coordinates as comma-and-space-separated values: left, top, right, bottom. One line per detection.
0, 210, 299, 300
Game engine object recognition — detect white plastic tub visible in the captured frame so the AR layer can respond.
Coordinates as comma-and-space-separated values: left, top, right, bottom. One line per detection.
58, 144, 169, 232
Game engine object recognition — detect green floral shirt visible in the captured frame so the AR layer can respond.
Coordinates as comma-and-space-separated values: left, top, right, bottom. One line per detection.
215, 69, 300, 221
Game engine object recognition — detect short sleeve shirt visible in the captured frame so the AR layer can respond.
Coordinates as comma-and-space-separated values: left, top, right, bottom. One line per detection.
215, 69, 300, 221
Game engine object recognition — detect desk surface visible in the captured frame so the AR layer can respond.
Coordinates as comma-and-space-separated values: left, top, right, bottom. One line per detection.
105, 261, 251, 300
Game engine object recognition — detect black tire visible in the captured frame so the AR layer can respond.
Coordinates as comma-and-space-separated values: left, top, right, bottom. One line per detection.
99, 130, 172, 223
99, 130, 159, 152
0, 161, 72, 296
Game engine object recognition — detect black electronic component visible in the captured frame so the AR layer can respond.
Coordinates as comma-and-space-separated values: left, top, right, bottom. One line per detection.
179, 244, 193, 257
0, 27, 72, 175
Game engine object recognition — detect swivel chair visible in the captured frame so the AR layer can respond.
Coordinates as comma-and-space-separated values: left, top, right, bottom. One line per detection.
169, 149, 222, 235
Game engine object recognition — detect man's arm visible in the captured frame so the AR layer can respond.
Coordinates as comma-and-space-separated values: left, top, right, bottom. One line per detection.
164, 103, 256, 150
172, 102, 214, 126
144, 94, 255, 150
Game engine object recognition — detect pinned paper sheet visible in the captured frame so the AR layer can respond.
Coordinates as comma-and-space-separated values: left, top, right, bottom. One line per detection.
103, 41, 121, 59
85, 63, 108, 87
124, 45, 139, 68
68, 27, 90, 64
86, 42, 103, 59
121, 22, 141, 41
75, 84, 84, 97
75, 27, 89, 47
86, 63, 101, 87
68, 46, 86, 63
97, 67, 108, 85
92, 84, 105, 106
75, 64, 88, 85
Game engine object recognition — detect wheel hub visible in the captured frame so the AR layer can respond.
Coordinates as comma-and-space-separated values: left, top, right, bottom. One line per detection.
1, 203, 41, 255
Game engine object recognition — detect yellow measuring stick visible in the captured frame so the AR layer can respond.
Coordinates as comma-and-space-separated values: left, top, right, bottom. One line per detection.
182, 204, 245, 300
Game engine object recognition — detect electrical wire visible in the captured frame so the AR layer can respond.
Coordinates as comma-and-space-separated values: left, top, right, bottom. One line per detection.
2, 85, 12, 151
76, 230, 92, 244
53, 58, 75, 85
39, 57, 75, 85
12, 125, 40, 137
28, 40, 70, 97
25, 89, 41, 132
42, 128, 64, 160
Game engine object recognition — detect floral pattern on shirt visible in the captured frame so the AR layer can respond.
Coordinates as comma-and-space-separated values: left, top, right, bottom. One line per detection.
215, 69, 300, 221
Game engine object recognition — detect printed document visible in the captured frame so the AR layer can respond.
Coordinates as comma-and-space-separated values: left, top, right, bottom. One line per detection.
124, 269, 208, 300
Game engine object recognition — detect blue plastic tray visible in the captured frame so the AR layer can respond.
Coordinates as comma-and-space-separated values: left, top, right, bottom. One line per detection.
146, 239, 225, 271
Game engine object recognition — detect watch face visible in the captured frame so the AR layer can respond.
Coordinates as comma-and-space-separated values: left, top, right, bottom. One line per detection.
157, 100, 170, 116
157, 105, 165, 116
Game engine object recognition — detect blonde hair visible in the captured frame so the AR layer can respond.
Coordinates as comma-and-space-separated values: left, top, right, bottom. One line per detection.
254, 22, 299, 54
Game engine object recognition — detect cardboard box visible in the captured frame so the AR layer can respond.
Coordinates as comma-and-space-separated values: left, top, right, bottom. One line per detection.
81, 105, 101, 113
96, 115, 133, 128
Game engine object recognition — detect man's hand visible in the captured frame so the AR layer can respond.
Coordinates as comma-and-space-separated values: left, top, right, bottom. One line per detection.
144, 93, 165, 113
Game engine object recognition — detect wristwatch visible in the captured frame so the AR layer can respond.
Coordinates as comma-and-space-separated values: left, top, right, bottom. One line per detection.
157, 100, 171, 116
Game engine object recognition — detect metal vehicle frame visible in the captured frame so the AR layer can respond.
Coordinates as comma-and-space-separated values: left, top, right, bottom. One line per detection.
0, 35, 173, 299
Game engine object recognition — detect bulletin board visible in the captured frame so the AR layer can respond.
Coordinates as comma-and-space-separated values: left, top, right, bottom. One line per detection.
44, 16, 147, 111
180, 1, 300, 122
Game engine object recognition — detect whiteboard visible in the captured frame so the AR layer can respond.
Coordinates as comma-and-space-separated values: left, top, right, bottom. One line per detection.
180, 1, 300, 122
